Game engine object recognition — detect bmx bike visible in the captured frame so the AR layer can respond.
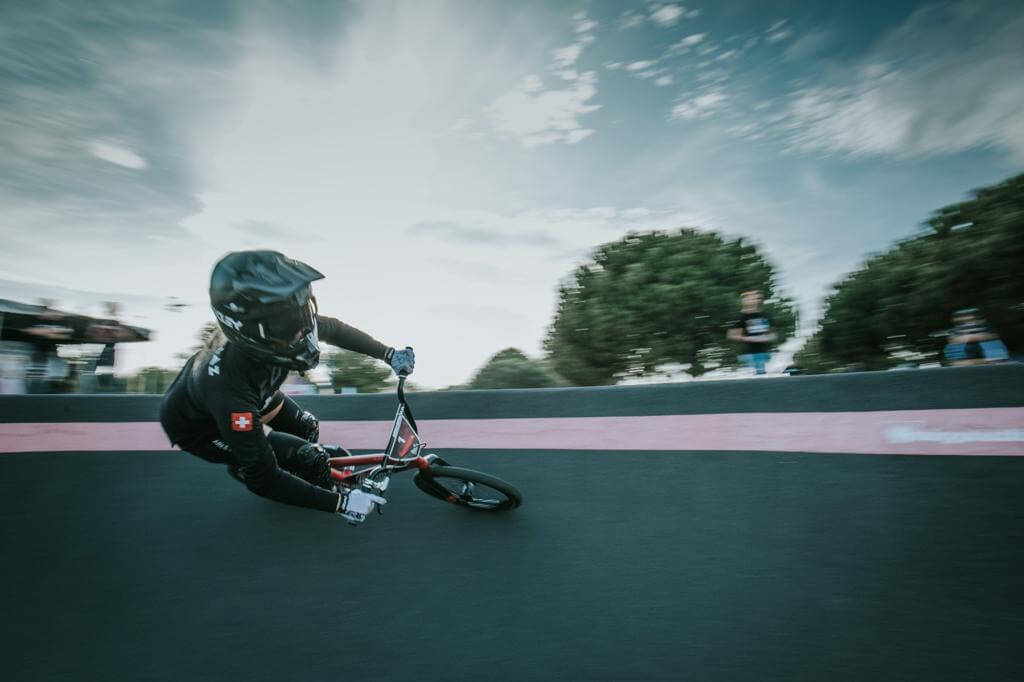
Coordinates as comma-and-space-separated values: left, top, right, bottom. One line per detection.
325, 375, 522, 524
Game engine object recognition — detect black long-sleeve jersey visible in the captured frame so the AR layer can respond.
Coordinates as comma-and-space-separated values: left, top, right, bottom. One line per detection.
160, 315, 390, 512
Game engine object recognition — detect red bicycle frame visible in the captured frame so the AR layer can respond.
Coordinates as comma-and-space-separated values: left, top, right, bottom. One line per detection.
326, 375, 440, 488
328, 453, 432, 485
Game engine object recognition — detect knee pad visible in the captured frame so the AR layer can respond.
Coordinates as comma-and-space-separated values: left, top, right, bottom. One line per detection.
292, 442, 332, 489
298, 410, 319, 442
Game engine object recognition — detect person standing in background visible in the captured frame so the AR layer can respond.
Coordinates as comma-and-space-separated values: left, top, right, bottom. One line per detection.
727, 290, 776, 375
944, 308, 1009, 366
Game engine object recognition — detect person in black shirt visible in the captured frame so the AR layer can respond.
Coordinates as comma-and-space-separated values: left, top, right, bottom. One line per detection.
943, 308, 1009, 366
160, 250, 415, 523
726, 290, 776, 375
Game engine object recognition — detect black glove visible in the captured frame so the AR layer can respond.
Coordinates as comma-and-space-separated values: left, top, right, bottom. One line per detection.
385, 346, 415, 376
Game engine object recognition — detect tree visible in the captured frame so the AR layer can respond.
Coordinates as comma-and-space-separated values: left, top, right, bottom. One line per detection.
545, 229, 797, 385
467, 348, 564, 389
324, 349, 392, 393
795, 173, 1024, 372
125, 367, 179, 393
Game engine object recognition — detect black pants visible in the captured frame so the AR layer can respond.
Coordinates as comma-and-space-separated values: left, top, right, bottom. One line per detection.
188, 431, 331, 489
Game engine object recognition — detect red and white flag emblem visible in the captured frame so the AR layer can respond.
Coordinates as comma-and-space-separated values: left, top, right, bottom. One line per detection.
231, 412, 254, 432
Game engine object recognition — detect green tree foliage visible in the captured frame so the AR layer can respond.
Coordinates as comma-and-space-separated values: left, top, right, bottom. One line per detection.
795, 173, 1024, 372
324, 349, 391, 393
125, 367, 179, 394
468, 347, 563, 389
545, 229, 797, 384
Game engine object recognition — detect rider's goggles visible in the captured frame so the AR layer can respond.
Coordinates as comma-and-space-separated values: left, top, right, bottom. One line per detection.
259, 297, 317, 346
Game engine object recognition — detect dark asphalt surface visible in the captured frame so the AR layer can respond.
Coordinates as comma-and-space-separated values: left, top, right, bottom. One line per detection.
2, 449, 1023, 681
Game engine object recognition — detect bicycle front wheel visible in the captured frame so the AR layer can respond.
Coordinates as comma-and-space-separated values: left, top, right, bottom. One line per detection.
414, 465, 522, 511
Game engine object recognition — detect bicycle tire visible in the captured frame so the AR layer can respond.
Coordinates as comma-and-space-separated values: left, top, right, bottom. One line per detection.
414, 465, 522, 511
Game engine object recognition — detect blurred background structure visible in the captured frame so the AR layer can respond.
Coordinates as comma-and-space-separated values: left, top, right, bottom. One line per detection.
0, 298, 151, 394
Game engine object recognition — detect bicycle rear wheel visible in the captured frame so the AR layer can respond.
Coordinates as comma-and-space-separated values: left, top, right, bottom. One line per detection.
414, 465, 522, 511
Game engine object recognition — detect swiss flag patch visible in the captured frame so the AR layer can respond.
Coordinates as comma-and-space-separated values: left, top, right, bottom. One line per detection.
231, 412, 254, 432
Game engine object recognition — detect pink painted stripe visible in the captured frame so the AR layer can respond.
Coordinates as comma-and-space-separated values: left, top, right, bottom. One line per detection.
1, 408, 1022, 456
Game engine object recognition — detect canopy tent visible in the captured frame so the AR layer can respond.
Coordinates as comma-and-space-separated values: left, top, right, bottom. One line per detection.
0, 298, 151, 345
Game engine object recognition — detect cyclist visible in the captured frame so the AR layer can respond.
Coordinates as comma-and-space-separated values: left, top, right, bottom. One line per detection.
159, 250, 415, 522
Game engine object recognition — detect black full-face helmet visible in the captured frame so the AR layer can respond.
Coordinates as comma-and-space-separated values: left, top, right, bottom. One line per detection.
209, 250, 325, 371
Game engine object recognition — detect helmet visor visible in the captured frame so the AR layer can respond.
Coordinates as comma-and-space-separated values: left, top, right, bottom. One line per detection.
261, 299, 317, 346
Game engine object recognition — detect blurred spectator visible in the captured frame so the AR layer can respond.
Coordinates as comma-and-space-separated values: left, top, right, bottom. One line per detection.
94, 342, 117, 391
24, 343, 70, 393
727, 290, 777, 375
88, 302, 125, 392
944, 308, 1009, 366
0, 350, 27, 394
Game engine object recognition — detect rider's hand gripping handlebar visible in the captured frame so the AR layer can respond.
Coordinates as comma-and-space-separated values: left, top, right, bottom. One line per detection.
337, 488, 387, 525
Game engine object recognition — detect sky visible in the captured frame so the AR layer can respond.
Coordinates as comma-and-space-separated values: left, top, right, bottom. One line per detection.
1, 0, 1022, 388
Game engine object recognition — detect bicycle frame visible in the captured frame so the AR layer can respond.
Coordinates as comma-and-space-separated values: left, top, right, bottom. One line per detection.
327, 451, 435, 485
325, 374, 522, 517
326, 375, 440, 491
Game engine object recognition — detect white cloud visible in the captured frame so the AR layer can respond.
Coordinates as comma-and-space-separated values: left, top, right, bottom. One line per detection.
715, 49, 737, 61
667, 33, 706, 55
87, 140, 147, 169
768, 20, 788, 32
618, 11, 645, 29
650, 4, 685, 27
783, 2, 1024, 161
696, 68, 729, 83
486, 8, 604, 147
671, 91, 727, 120
487, 71, 600, 147
725, 122, 761, 139
626, 60, 657, 71
766, 29, 792, 43
783, 29, 833, 61
635, 69, 665, 80
655, 75, 673, 87
564, 128, 595, 144
522, 74, 544, 92
621, 207, 651, 219
552, 43, 584, 68
605, 62, 623, 70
